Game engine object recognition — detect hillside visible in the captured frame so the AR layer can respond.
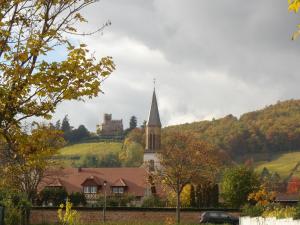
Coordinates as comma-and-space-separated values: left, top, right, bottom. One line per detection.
165, 99, 300, 162
56, 142, 123, 166
255, 151, 300, 178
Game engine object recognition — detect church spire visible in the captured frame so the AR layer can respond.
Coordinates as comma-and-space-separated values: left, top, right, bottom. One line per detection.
147, 88, 161, 127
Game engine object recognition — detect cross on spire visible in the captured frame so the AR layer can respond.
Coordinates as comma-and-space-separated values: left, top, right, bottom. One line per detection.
153, 78, 156, 89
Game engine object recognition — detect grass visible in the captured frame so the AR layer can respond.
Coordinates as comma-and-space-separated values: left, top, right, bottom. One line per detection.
56, 142, 123, 166
255, 151, 300, 178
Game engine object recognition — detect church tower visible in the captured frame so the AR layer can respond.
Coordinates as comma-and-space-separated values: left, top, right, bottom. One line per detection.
144, 88, 161, 171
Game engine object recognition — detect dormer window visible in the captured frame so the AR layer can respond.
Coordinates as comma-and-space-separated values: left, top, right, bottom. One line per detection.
112, 187, 124, 194
84, 186, 97, 194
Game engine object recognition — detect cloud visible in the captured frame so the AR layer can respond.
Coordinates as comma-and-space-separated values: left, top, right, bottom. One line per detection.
52, 0, 300, 131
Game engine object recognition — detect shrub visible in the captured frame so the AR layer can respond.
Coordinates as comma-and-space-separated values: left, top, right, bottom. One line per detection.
57, 199, 79, 225
39, 187, 68, 206
294, 202, 300, 219
0, 190, 31, 225
248, 185, 276, 206
96, 195, 136, 207
262, 205, 296, 219
141, 195, 166, 207
241, 204, 264, 217
69, 192, 86, 206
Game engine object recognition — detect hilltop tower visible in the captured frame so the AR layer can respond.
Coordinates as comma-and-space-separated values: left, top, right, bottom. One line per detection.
144, 88, 161, 171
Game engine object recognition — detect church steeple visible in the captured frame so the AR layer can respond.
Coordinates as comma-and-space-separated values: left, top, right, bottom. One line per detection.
144, 87, 162, 171
147, 89, 161, 127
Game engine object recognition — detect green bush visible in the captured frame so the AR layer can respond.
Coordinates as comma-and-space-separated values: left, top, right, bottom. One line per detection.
39, 187, 68, 206
96, 195, 136, 207
294, 202, 300, 219
69, 192, 86, 206
241, 204, 264, 217
221, 165, 260, 208
0, 189, 31, 225
141, 195, 166, 208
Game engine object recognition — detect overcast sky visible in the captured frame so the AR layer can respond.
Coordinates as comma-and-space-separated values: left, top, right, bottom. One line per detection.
51, 0, 300, 131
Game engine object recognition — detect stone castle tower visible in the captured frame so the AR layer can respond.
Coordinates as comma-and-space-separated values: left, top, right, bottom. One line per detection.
143, 88, 161, 171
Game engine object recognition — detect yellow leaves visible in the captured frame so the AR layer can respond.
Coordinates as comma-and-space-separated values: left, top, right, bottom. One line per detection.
248, 185, 276, 206
58, 199, 79, 225
17, 52, 28, 62
288, 0, 300, 12
288, 0, 300, 39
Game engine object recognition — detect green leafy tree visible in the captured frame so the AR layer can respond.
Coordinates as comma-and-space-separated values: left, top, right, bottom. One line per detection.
221, 165, 260, 208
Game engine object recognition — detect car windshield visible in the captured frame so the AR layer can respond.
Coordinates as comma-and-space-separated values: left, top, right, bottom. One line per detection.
219, 213, 229, 218
208, 212, 219, 218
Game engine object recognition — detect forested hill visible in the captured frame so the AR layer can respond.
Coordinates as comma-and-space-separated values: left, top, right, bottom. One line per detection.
164, 99, 300, 161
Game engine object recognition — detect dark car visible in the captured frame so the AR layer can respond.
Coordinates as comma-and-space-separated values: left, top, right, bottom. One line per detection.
199, 211, 239, 225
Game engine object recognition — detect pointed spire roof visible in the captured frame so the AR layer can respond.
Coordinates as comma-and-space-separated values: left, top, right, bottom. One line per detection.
147, 89, 161, 127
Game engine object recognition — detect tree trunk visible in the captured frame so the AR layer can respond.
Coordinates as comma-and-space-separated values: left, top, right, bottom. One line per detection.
176, 185, 181, 224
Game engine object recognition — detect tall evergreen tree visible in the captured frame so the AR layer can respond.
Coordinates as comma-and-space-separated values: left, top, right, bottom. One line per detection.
55, 120, 61, 130
61, 115, 72, 133
129, 116, 137, 130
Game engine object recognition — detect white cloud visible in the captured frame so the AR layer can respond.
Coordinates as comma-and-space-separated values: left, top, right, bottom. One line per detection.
50, 0, 300, 132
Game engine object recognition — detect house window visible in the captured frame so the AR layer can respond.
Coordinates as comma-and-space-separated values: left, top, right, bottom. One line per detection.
112, 187, 124, 194
83, 186, 97, 193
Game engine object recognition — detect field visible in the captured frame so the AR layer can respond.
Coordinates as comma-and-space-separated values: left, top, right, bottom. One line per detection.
255, 151, 300, 178
56, 142, 123, 166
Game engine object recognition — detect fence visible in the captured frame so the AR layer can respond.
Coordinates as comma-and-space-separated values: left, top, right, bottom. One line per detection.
30, 207, 239, 224
240, 217, 300, 225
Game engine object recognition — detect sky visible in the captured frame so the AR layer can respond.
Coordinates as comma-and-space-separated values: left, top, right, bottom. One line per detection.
51, 0, 300, 131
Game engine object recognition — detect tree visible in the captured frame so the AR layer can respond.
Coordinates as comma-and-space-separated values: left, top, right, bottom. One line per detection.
55, 120, 61, 130
61, 115, 72, 140
221, 165, 260, 208
155, 131, 221, 223
0, 124, 65, 202
69, 124, 90, 143
0, 2, 114, 224
39, 187, 68, 206
0, 123, 65, 225
141, 120, 147, 129
119, 141, 144, 167
0, 0, 115, 164
129, 116, 137, 130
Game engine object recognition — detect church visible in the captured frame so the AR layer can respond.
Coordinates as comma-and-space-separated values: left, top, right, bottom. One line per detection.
38, 88, 163, 204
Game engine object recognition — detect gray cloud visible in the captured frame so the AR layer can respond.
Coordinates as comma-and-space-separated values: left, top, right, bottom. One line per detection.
52, 0, 300, 131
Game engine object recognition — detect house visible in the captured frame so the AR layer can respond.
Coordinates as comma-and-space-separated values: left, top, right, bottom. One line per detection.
39, 167, 155, 204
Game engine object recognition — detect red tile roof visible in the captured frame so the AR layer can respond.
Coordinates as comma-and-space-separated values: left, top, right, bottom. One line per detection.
112, 178, 127, 187
39, 167, 152, 197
